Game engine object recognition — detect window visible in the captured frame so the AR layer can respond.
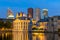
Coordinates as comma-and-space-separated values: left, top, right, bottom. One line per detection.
54, 22, 57, 26
58, 22, 60, 25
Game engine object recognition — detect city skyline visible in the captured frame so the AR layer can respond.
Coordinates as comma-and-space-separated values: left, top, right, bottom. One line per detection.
0, 0, 60, 40
0, 0, 60, 18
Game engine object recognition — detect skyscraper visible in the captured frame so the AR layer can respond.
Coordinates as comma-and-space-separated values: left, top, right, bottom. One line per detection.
7, 8, 14, 19
35, 8, 40, 21
43, 9, 48, 19
27, 8, 33, 18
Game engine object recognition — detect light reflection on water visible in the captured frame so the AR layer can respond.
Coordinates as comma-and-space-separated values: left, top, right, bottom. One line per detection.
0, 32, 12, 40
0, 31, 59, 40
32, 33, 47, 40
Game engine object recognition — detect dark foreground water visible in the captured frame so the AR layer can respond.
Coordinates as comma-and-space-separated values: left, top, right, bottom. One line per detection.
0, 31, 60, 40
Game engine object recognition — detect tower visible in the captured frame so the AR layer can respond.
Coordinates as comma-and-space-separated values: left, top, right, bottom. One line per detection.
27, 8, 33, 18
35, 8, 40, 21
43, 9, 48, 19
7, 8, 14, 19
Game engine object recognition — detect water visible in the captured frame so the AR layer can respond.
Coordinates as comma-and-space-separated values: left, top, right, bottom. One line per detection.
0, 31, 59, 40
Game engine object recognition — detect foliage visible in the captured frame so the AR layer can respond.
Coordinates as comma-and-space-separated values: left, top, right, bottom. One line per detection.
0, 20, 4, 28
39, 28, 44, 30
4, 21, 12, 28
0, 20, 12, 29
32, 27, 44, 31
32, 28, 38, 30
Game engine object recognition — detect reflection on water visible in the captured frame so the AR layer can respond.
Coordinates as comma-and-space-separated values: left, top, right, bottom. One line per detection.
0, 31, 59, 40
0, 32, 12, 40
12, 31, 28, 40
32, 33, 47, 40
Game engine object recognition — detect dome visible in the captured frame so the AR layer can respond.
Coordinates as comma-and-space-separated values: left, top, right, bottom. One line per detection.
8, 15, 14, 17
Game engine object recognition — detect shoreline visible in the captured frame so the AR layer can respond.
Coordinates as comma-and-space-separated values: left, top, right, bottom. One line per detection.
0, 30, 59, 34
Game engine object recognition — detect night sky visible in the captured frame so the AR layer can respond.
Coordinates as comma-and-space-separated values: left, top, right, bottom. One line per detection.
0, 0, 60, 18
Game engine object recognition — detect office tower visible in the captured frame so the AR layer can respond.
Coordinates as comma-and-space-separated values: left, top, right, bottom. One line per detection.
7, 8, 14, 19
43, 9, 48, 19
27, 8, 33, 18
35, 8, 40, 21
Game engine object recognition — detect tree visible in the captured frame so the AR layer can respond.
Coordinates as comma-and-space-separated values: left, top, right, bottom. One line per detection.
32, 27, 38, 30
4, 21, 12, 28
0, 20, 4, 28
39, 28, 44, 30
32, 28, 36, 30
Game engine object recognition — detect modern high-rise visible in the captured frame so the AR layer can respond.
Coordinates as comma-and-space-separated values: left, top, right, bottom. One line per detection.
35, 8, 40, 21
27, 8, 33, 18
7, 8, 14, 19
43, 9, 48, 19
